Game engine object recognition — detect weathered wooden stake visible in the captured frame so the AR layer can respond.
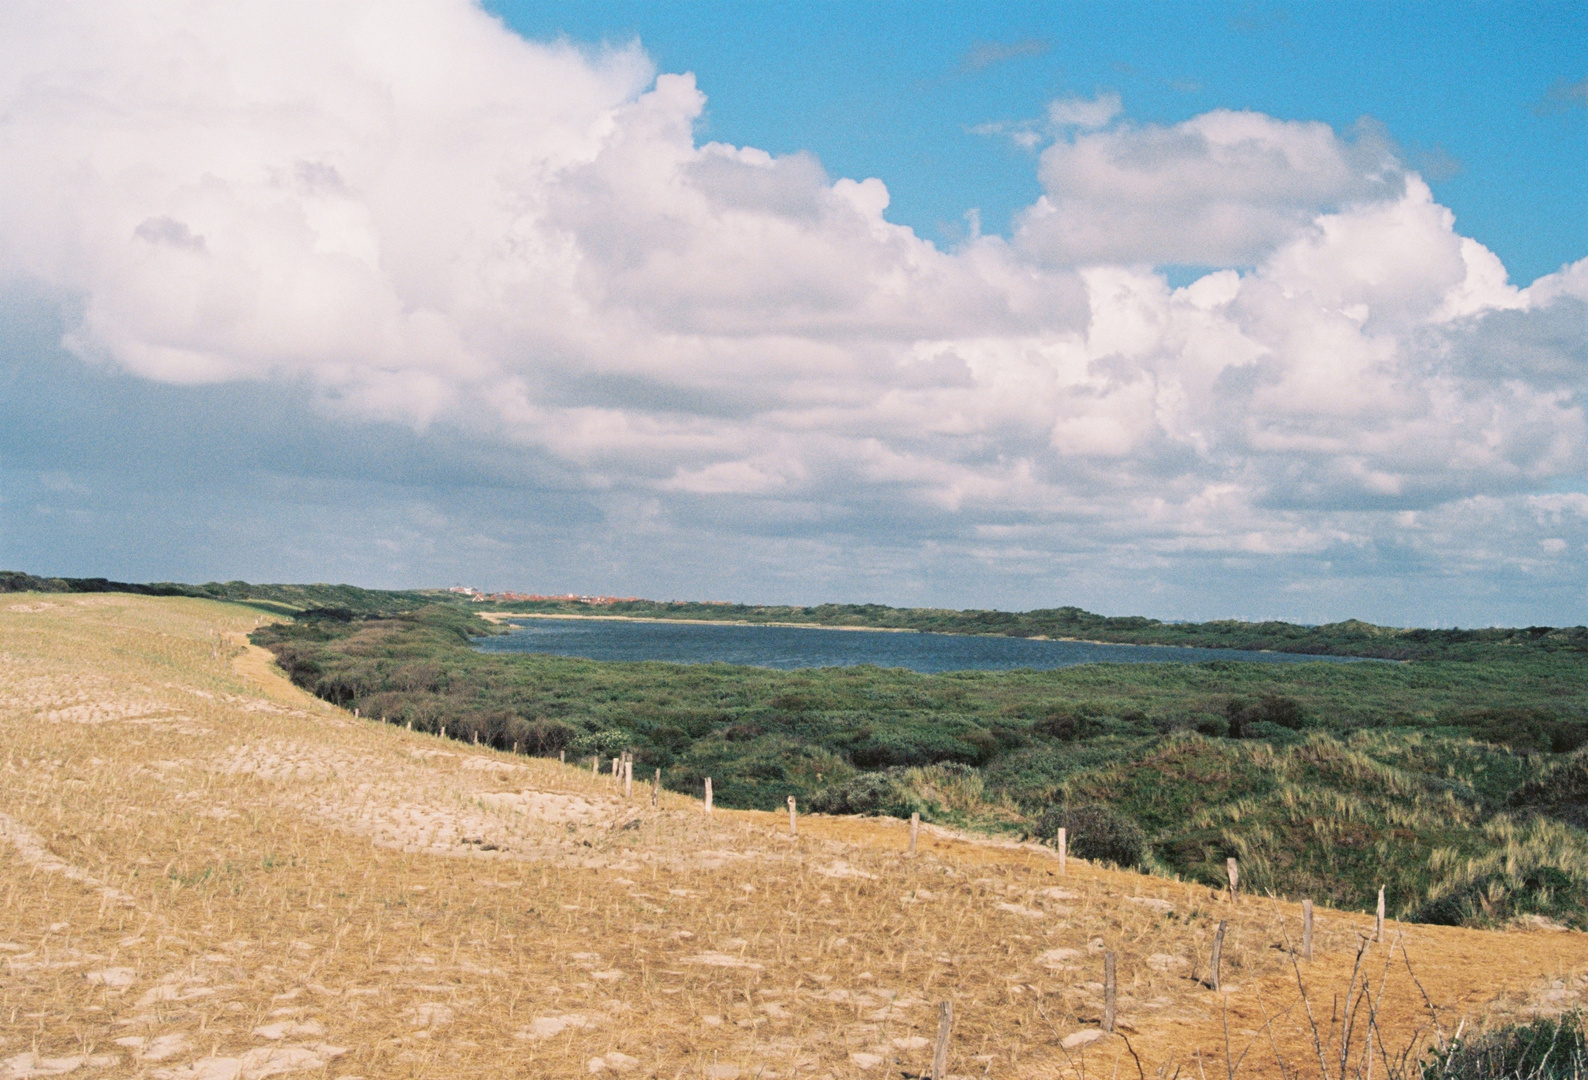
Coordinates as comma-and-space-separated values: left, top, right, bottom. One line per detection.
931, 1000, 953, 1080
512, 742, 518, 754
652, 768, 660, 808
704, 777, 713, 813
909, 812, 920, 855
1209, 919, 1228, 990
1227, 857, 1240, 901
788, 795, 797, 835
406, 720, 412, 730
624, 759, 633, 799
1103, 950, 1117, 1033
591, 756, 598, 776
473, 731, 478, 745
1376, 886, 1386, 943
440, 724, 447, 739
559, 750, 565, 764
1058, 827, 1067, 875
611, 756, 619, 782
354, 707, 359, 718
1302, 898, 1314, 961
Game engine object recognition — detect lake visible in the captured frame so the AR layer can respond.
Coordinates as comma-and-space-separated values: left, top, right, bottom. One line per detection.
474, 617, 1366, 674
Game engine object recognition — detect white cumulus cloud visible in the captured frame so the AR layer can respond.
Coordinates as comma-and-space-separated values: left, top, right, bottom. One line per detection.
1, 0, 1584, 616
1017, 110, 1405, 267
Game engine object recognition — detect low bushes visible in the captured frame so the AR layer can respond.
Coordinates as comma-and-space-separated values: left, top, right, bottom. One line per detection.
1420, 1011, 1587, 1080
1031, 803, 1146, 868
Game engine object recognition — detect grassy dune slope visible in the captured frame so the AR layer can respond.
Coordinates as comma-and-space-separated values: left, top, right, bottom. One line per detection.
2, 594, 1584, 1079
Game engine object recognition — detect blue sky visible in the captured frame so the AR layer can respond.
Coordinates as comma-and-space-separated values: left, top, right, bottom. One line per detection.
1, 1, 1585, 626
492, 1, 1587, 282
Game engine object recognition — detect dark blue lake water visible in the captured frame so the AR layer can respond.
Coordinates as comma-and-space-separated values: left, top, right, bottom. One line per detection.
474, 618, 1364, 674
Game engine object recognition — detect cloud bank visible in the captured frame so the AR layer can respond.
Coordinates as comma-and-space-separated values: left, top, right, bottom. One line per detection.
2, 0, 1585, 619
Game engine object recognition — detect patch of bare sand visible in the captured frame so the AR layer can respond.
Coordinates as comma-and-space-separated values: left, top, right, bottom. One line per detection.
2, 594, 1584, 1079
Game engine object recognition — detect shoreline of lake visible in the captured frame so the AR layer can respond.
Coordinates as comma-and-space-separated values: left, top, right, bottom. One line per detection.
474, 613, 1374, 673
478, 609, 1296, 652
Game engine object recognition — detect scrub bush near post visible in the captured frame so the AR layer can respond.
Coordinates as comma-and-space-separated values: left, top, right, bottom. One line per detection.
1031, 804, 1146, 869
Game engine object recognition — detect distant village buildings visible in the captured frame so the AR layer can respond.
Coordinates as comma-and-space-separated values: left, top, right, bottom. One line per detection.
446, 585, 643, 605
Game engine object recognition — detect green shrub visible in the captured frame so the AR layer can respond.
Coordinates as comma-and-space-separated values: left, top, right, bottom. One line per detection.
1420, 1011, 1587, 1080
1453, 708, 1588, 755
1033, 803, 1146, 868
570, 729, 631, 757
808, 770, 914, 816
1511, 750, 1588, 829
1033, 712, 1102, 741
847, 728, 989, 768
1226, 695, 1306, 737
515, 717, 578, 755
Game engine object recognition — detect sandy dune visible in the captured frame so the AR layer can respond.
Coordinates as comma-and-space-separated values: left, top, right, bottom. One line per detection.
1, 595, 1583, 1079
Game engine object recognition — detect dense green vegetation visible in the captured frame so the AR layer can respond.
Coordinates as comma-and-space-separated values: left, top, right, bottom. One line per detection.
248, 601, 1588, 929
1420, 1012, 1587, 1080
490, 597, 1588, 660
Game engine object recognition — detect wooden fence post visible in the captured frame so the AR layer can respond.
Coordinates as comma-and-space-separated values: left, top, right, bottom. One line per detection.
1058, 827, 1067, 876
1302, 898, 1314, 961
788, 796, 797, 835
512, 742, 518, 754
559, 750, 565, 764
1103, 950, 1117, 1033
704, 777, 713, 814
931, 1000, 953, 1080
591, 756, 598, 776
652, 768, 660, 808
1376, 886, 1385, 943
909, 812, 920, 855
1209, 919, 1228, 990
624, 759, 633, 799
1227, 857, 1240, 901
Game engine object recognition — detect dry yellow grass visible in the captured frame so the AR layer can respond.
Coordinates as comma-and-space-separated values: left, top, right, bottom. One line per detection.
1, 594, 1583, 1079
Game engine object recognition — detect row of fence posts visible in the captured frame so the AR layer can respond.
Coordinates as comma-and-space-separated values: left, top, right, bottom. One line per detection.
1201, 859, 1389, 990
561, 756, 1390, 954
547, 749, 1396, 966
543, 748, 1411, 1065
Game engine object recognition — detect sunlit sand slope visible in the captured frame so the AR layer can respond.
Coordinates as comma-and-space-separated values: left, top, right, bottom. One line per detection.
2, 595, 1583, 1079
